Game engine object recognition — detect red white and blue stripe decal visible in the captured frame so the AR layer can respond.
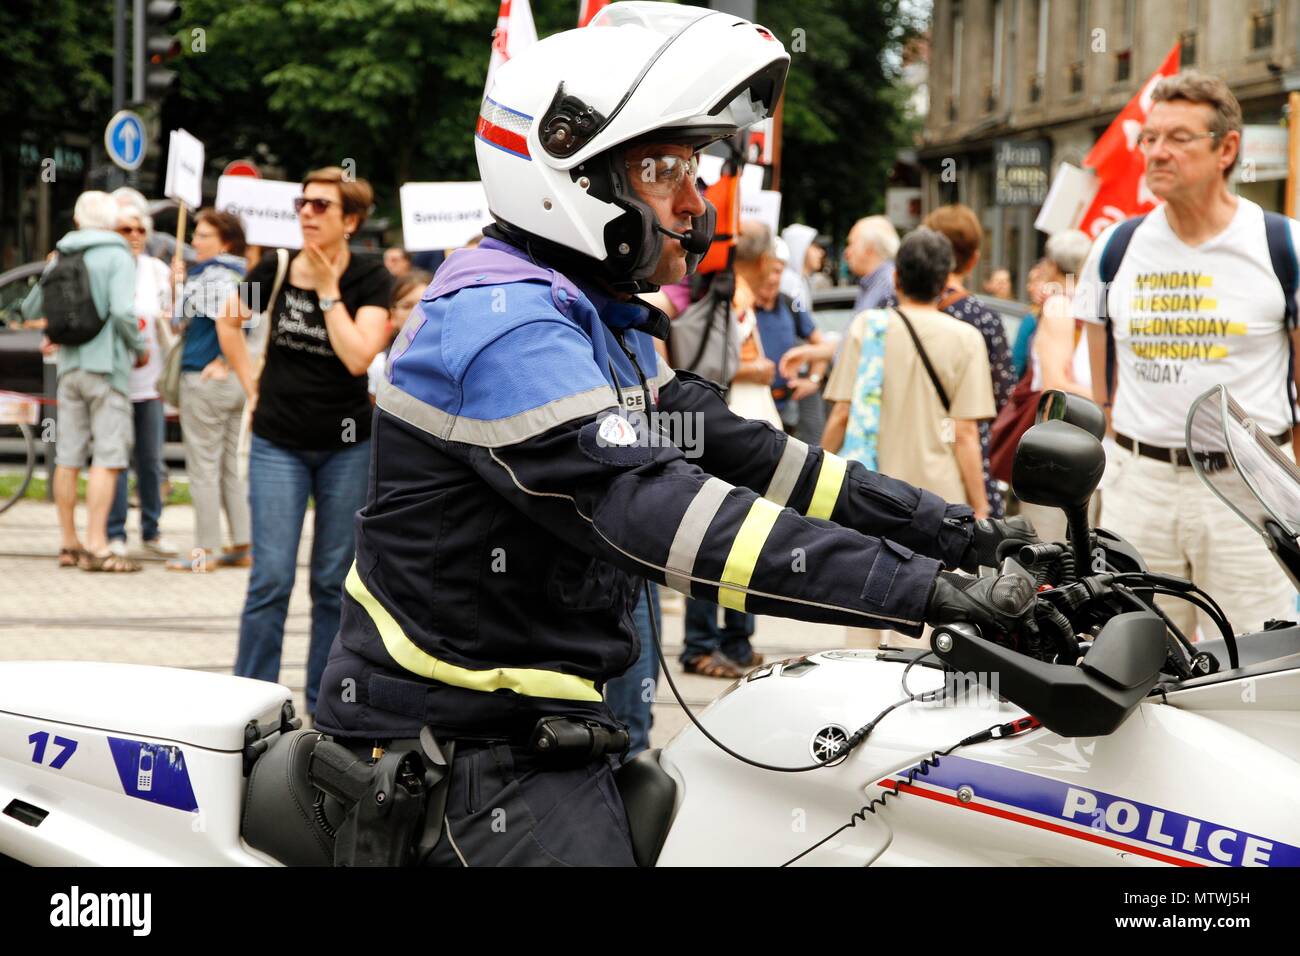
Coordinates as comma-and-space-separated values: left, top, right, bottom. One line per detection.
476, 97, 532, 160
879, 754, 1300, 867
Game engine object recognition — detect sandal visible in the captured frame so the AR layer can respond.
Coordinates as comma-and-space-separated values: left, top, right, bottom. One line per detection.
58, 547, 87, 568
79, 551, 142, 573
216, 544, 251, 568
682, 651, 746, 679
166, 552, 216, 573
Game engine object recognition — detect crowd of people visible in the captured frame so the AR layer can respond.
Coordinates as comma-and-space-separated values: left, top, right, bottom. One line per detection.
17, 67, 1300, 760
21, 168, 423, 718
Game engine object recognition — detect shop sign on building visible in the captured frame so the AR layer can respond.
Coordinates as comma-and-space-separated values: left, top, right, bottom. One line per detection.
995, 139, 1051, 206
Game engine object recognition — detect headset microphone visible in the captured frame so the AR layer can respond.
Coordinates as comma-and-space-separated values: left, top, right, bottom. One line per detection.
656, 222, 712, 255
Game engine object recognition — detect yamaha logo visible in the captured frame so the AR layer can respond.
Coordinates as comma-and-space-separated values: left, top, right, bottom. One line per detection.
810, 725, 849, 762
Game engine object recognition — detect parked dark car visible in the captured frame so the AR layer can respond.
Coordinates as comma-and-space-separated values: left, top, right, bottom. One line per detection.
0, 261, 48, 396
810, 285, 1031, 345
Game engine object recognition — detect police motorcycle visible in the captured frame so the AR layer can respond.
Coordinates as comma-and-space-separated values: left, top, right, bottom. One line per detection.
2, 385, 1299, 867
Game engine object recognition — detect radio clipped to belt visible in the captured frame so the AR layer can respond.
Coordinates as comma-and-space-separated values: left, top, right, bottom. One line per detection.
528, 716, 629, 768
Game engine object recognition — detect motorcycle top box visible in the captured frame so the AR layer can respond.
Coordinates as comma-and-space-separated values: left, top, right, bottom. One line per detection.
0, 661, 292, 866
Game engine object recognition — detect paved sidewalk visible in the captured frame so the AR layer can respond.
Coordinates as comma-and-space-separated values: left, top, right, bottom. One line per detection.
0, 499, 861, 748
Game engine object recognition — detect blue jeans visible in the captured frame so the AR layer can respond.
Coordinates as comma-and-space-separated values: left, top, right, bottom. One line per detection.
234, 434, 370, 712
681, 597, 755, 665
108, 398, 165, 543
604, 583, 660, 759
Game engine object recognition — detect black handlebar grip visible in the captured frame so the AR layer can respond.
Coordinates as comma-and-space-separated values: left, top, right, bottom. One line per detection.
1019, 542, 1065, 565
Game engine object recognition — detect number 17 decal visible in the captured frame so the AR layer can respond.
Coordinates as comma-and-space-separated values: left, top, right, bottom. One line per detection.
28, 731, 78, 769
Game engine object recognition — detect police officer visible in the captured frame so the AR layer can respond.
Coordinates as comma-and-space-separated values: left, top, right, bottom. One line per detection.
314, 2, 1038, 866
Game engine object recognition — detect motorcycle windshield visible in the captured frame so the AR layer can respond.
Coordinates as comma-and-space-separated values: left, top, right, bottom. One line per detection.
1186, 385, 1300, 538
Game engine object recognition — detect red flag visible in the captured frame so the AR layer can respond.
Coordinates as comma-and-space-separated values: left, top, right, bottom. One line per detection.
579, 0, 609, 27
1078, 42, 1181, 238
486, 0, 538, 92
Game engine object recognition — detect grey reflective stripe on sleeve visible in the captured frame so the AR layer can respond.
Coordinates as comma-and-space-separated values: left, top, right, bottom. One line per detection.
764, 436, 809, 507
649, 354, 676, 390
664, 476, 734, 595
377, 379, 618, 447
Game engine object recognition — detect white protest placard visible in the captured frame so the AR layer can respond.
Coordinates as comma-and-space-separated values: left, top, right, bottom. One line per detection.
164, 128, 205, 210
400, 182, 494, 251
215, 176, 304, 249
1034, 162, 1099, 235
697, 157, 767, 193
699, 153, 725, 186
741, 188, 782, 236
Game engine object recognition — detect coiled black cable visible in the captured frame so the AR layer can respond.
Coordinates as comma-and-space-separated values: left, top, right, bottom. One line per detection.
642, 580, 947, 773
1035, 601, 1079, 663
313, 791, 338, 839
780, 722, 1009, 867
1056, 548, 1078, 586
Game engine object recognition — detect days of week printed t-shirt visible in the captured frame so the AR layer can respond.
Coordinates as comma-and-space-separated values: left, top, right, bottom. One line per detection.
1073, 198, 1300, 447
238, 250, 392, 451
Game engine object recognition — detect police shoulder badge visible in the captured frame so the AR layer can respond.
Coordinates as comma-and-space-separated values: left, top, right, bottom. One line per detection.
597, 414, 638, 447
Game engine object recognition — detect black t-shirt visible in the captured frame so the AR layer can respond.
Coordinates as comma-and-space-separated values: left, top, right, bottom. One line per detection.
239, 251, 392, 450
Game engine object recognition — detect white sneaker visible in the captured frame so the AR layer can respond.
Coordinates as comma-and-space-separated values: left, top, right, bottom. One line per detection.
108, 540, 129, 558
143, 537, 178, 557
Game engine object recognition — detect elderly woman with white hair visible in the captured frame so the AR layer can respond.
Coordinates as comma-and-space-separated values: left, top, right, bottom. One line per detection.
105, 189, 177, 560
20, 190, 147, 571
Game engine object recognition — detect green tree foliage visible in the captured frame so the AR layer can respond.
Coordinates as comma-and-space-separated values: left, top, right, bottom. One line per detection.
173, 0, 501, 212
169, 0, 920, 240
759, 0, 923, 242
1, 0, 113, 141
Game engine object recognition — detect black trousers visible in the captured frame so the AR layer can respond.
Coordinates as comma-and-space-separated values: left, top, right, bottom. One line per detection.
425, 743, 637, 867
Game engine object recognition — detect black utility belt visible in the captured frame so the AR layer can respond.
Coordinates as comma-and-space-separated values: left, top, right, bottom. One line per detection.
392, 716, 629, 768
1115, 429, 1289, 470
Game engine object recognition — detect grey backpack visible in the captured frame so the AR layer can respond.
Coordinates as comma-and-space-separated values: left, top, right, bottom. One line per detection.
667, 276, 741, 387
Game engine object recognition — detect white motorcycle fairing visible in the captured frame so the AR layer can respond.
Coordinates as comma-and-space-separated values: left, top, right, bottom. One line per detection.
653, 649, 1300, 867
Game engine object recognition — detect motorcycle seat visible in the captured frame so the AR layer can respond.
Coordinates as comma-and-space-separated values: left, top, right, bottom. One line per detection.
614, 749, 678, 867
242, 728, 342, 866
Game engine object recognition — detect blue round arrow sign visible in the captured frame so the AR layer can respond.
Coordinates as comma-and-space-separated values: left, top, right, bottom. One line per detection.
105, 111, 146, 171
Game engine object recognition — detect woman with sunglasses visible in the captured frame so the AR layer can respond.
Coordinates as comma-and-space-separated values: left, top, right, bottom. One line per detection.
213, 167, 392, 717
105, 193, 177, 565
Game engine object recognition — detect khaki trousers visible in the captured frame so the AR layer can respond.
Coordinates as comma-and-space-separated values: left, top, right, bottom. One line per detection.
1100, 446, 1296, 638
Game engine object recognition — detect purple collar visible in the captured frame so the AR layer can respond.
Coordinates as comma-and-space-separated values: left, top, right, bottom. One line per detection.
425, 237, 668, 336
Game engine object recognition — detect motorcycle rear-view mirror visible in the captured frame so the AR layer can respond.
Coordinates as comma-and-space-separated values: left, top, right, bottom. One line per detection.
1037, 390, 1107, 440
931, 612, 1167, 738
1013, 418, 1107, 571
1012, 419, 1106, 510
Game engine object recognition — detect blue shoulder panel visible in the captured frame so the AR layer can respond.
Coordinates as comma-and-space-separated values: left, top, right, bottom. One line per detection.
389, 280, 610, 421
459, 319, 612, 421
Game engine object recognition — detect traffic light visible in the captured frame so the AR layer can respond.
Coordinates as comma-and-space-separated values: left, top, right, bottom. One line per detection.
145, 1, 182, 98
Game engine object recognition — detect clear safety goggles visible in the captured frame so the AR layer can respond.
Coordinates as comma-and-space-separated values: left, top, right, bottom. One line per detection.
623, 152, 701, 197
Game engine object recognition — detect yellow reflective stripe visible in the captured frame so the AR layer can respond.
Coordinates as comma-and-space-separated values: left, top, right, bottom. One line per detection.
806, 451, 847, 520
345, 563, 601, 702
717, 497, 783, 611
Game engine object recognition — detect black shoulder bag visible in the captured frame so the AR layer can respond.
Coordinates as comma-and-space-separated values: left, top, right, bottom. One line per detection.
892, 305, 950, 411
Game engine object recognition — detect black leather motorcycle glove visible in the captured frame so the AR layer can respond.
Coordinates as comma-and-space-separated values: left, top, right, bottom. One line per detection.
925, 571, 1038, 637
959, 515, 1039, 573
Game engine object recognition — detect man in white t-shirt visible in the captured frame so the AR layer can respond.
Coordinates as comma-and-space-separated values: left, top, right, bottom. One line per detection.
1074, 71, 1299, 639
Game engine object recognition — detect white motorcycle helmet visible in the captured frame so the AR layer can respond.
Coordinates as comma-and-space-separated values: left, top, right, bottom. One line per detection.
476, 1, 789, 289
